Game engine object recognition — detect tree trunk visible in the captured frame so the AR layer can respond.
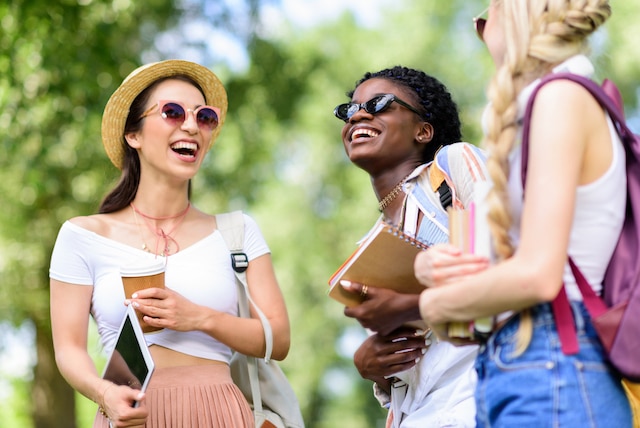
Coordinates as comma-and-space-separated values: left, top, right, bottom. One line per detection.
32, 322, 76, 428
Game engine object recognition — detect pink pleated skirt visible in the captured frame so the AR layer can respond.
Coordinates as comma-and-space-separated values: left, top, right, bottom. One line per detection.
93, 364, 254, 428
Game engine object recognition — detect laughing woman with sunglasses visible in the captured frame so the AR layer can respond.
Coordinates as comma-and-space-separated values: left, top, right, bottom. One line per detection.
334, 66, 489, 427
49, 60, 291, 427
415, 1, 633, 427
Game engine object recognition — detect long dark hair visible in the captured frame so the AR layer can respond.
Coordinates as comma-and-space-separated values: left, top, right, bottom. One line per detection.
99, 75, 205, 213
348, 66, 462, 163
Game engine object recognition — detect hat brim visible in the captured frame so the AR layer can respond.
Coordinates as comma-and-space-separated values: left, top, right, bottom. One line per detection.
101, 60, 228, 169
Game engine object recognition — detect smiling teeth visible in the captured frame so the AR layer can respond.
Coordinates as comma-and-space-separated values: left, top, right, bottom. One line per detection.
351, 128, 380, 139
171, 142, 198, 151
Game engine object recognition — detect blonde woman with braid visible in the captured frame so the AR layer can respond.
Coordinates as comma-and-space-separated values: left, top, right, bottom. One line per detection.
414, 1, 633, 426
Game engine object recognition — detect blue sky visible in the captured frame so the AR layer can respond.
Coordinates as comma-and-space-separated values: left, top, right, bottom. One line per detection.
150, 0, 399, 73
267, 0, 390, 28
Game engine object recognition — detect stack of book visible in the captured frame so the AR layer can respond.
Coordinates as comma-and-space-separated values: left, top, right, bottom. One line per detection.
447, 182, 494, 340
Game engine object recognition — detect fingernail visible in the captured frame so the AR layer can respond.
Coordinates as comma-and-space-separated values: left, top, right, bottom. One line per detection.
124, 300, 130, 306
422, 347, 427, 354
414, 329, 425, 336
425, 339, 432, 346
340, 280, 352, 288
132, 301, 140, 308
415, 357, 421, 364
132, 293, 138, 299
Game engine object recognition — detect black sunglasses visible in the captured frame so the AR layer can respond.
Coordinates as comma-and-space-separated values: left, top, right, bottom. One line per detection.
333, 93, 425, 122
474, 6, 489, 41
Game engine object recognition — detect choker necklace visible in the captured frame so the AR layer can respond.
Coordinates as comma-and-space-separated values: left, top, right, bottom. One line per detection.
131, 202, 191, 256
378, 174, 411, 212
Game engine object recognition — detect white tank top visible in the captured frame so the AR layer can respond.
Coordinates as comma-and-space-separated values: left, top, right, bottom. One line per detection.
505, 57, 627, 299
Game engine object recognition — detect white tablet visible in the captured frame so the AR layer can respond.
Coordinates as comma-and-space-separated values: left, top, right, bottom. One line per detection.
101, 305, 155, 407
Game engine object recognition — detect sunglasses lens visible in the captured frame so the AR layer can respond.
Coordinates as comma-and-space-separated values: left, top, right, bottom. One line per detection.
334, 95, 397, 121
475, 18, 486, 41
196, 108, 219, 130
365, 95, 393, 114
334, 103, 351, 121
161, 103, 186, 124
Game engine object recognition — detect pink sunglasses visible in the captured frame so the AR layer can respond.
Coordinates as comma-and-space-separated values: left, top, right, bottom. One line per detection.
140, 100, 221, 131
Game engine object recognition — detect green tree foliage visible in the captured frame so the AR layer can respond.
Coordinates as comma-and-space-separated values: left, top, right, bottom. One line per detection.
211, 4, 492, 426
0, 0, 276, 424
0, 1, 180, 425
199, 2, 640, 426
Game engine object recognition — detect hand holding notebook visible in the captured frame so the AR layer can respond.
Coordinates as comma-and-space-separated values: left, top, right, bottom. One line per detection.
328, 222, 429, 307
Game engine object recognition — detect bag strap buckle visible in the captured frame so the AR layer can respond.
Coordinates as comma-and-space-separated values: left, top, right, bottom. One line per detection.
231, 252, 249, 273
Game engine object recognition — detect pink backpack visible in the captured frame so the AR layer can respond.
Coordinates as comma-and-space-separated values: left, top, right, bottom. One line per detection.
521, 73, 640, 381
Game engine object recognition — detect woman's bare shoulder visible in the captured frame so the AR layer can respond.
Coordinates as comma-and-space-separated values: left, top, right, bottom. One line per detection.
67, 213, 119, 236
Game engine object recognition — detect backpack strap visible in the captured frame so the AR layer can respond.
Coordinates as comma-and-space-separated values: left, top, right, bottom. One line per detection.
522, 73, 635, 186
520, 73, 630, 355
216, 211, 250, 273
216, 211, 274, 361
215, 211, 273, 419
429, 162, 453, 209
437, 181, 453, 210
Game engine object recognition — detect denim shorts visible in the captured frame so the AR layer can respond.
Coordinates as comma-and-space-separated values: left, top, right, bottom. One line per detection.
474, 302, 632, 428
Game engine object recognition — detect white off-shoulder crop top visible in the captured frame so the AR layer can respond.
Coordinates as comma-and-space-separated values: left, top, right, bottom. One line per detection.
49, 213, 270, 362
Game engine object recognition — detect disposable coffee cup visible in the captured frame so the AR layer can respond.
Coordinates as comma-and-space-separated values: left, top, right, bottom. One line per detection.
121, 259, 166, 333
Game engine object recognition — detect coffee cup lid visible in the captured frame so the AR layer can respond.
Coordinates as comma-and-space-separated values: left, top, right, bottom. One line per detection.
120, 259, 166, 277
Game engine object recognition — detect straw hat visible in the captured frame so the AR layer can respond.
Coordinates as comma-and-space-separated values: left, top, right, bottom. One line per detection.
101, 59, 228, 169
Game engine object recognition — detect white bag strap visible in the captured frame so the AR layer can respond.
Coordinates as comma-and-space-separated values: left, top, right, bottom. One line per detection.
216, 211, 274, 418
216, 211, 274, 361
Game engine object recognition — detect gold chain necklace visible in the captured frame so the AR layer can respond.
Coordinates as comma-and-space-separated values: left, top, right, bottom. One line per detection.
378, 174, 411, 212
131, 208, 150, 252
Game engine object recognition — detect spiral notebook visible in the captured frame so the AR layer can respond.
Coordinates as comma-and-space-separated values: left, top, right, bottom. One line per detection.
328, 222, 429, 307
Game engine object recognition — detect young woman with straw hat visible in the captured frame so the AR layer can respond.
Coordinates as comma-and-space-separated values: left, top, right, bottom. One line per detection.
50, 59, 290, 427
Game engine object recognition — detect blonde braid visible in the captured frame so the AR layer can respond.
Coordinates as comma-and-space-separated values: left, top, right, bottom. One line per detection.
484, 65, 536, 357
529, 0, 611, 63
484, 0, 611, 355
484, 67, 517, 262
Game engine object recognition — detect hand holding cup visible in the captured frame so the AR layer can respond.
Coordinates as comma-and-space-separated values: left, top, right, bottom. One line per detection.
121, 260, 166, 333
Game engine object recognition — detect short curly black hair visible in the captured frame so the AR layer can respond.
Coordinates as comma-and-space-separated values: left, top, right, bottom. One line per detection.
347, 66, 462, 163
